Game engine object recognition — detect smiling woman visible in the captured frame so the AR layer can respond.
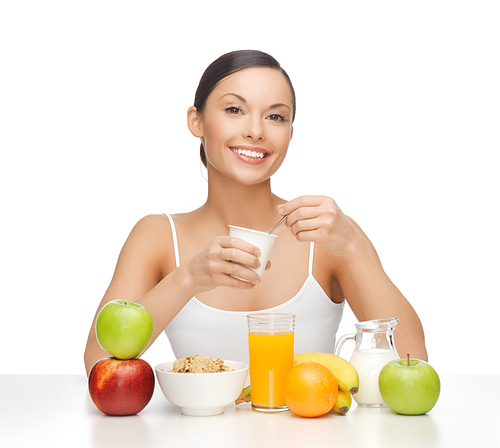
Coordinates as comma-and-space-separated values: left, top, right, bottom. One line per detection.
84, 50, 427, 376
191, 50, 296, 169
187, 66, 294, 186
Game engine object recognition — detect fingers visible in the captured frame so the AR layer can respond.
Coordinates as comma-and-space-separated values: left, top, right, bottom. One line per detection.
276, 196, 346, 250
287, 216, 323, 239
277, 195, 326, 217
218, 237, 261, 269
286, 208, 320, 232
187, 235, 269, 293
225, 261, 262, 286
213, 236, 263, 285
277, 197, 327, 231
219, 236, 261, 259
220, 247, 261, 270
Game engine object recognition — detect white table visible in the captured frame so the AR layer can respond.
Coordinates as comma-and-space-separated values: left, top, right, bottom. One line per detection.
1, 374, 499, 447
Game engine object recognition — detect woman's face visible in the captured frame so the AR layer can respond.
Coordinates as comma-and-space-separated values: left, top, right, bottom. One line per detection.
192, 67, 294, 185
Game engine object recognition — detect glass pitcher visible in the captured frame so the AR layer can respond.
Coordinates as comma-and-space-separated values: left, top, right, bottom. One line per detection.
334, 317, 400, 406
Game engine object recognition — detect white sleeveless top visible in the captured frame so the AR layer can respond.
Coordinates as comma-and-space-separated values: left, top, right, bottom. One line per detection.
163, 214, 344, 365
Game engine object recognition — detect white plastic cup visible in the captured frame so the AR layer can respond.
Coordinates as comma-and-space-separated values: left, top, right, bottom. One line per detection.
228, 225, 278, 280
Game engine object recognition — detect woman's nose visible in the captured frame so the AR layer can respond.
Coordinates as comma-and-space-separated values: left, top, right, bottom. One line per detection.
244, 117, 265, 140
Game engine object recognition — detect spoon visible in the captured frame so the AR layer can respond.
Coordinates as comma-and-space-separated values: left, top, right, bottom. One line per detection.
268, 214, 289, 234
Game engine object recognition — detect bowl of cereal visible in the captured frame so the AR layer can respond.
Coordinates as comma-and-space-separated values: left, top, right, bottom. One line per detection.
155, 355, 249, 416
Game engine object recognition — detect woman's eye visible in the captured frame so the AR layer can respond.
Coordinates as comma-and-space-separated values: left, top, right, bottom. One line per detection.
268, 114, 285, 122
226, 106, 241, 114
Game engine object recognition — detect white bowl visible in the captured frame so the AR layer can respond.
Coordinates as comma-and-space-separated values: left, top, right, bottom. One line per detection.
155, 360, 249, 416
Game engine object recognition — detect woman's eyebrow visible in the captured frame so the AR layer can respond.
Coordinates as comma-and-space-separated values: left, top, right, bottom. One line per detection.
219, 93, 246, 102
270, 103, 291, 112
219, 93, 291, 112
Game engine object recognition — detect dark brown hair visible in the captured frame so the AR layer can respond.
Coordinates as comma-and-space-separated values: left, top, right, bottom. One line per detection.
193, 50, 296, 167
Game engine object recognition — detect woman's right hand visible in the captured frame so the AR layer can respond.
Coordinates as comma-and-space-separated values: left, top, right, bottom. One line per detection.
182, 236, 265, 292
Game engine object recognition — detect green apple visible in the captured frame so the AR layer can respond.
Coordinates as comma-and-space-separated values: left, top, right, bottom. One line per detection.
96, 300, 154, 360
378, 357, 440, 415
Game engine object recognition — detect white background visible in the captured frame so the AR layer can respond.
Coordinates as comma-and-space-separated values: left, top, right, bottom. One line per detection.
1, 1, 498, 375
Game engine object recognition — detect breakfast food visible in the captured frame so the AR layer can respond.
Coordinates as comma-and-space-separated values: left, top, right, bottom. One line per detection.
96, 300, 154, 360
89, 357, 155, 415
293, 352, 359, 394
284, 362, 338, 417
378, 355, 441, 415
235, 385, 251, 404
333, 388, 352, 415
171, 355, 232, 373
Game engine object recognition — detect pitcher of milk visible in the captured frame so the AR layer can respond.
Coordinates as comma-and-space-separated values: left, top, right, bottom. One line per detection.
334, 318, 400, 406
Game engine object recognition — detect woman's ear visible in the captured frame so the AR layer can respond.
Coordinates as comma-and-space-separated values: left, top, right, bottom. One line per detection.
187, 106, 203, 138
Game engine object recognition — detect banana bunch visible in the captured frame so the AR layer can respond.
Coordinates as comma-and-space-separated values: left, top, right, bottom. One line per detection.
333, 388, 352, 415
294, 352, 359, 414
235, 385, 251, 405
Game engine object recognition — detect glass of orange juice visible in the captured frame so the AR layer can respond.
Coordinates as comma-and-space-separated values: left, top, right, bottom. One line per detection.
247, 313, 295, 413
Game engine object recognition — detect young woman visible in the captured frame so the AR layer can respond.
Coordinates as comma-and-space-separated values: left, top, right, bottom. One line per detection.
84, 50, 427, 375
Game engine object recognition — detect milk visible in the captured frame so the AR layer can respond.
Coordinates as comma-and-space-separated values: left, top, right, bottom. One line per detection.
349, 349, 399, 406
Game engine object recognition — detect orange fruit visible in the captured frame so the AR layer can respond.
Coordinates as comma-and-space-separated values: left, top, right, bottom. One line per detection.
284, 362, 338, 417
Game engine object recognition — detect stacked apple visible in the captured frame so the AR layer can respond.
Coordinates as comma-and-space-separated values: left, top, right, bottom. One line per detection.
88, 300, 155, 416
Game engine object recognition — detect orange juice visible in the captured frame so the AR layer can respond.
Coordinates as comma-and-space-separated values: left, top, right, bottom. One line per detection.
248, 331, 294, 409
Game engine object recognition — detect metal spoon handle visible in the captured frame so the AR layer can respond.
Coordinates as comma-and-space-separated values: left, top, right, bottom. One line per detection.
268, 215, 288, 234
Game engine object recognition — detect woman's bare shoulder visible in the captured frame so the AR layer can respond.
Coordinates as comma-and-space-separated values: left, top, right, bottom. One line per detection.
129, 214, 172, 242
122, 214, 177, 277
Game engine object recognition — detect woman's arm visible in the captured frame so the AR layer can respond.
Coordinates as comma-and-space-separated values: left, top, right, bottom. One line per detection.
84, 215, 190, 375
277, 196, 428, 361
335, 219, 427, 361
84, 214, 263, 376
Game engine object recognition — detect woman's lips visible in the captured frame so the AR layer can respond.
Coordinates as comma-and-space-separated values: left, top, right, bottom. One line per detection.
230, 146, 270, 164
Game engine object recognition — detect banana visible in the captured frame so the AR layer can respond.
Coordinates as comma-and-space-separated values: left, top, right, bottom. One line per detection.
332, 388, 352, 414
235, 385, 251, 405
294, 352, 359, 395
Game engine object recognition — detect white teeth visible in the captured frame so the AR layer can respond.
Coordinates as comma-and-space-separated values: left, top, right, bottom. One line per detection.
232, 148, 266, 159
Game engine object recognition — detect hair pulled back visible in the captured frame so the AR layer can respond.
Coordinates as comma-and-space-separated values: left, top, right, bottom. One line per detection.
193, 50, 296, 168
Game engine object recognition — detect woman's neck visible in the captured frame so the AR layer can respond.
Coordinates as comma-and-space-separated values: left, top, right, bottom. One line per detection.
201, 169, 283, 232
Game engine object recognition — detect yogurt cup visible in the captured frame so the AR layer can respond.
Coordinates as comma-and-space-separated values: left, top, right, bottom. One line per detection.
228, 225, 278, 280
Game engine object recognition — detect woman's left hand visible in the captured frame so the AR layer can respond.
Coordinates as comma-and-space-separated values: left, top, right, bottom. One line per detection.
277, 195, 357, 258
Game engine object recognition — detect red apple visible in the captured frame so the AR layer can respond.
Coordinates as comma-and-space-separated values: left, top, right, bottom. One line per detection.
88, 357, 155, 416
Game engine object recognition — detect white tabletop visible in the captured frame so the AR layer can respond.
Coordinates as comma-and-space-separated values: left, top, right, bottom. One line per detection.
1, 374, 499, 448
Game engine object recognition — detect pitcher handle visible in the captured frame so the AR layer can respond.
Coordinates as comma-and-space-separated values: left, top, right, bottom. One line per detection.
334, 333, 355, 357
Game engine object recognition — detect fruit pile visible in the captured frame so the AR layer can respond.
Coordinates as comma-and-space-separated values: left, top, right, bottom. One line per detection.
237, 351, 441, 418
286, 353, 359, 417
88, 300, 155, 416
236, 352, 360, 418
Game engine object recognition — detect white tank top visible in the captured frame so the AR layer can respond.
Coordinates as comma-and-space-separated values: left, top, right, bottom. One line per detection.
163, 214, 344, 365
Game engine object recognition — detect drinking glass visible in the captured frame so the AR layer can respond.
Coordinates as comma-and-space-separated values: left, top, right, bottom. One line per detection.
247, 313, 295, 413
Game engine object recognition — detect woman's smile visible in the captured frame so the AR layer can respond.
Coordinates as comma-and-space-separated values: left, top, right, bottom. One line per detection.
230, 145, 270, 164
